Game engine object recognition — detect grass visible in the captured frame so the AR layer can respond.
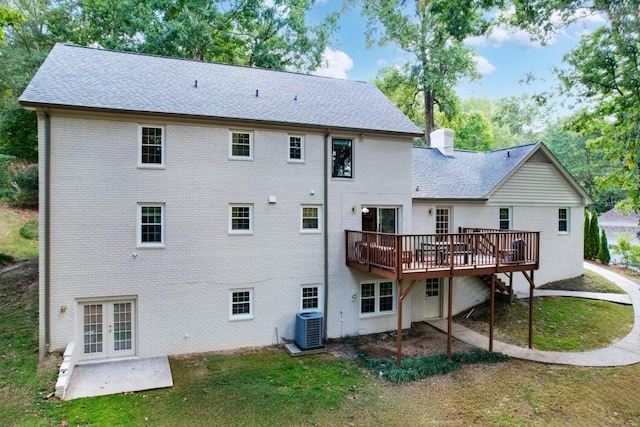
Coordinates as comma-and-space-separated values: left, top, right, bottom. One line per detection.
496, 296, 634, 351
540, 269, 626, 293
0, 207, 38, 260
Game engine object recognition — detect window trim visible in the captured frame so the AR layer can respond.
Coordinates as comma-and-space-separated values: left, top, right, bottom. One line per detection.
137, 203, 165, 248
229, 130, 254, 160
229, 204, 254, 234
301, 205, 322, 233
499, 207, 512, 230
300, 284, 322, 313
229, 289, 254, 320
359, 280, 396, 317
332, 138, 353, 178
288, 134, 305, 163
138, 125, 165, 169
558, 208, 570, 234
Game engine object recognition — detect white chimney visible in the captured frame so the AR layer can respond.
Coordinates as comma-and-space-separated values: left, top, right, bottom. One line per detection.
431, 128, 454, 156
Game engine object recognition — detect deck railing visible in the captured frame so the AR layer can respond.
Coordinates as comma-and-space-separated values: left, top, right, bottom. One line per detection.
345, 229, 539, 277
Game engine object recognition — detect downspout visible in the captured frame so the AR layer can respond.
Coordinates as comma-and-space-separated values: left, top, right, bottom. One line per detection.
43, 107, 51, 355
323, 129, 331, 339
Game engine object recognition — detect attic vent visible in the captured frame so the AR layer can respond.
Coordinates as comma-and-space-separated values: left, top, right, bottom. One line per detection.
295, 312, 324, 350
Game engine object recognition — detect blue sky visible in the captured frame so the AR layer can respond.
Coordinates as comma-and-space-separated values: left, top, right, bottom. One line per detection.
308, 2, 605, 115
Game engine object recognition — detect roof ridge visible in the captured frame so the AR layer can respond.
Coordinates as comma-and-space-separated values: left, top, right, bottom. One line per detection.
57, 43, 372, 84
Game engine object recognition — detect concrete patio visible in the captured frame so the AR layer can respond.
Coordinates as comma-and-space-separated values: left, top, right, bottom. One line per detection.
63, 355, 173, 400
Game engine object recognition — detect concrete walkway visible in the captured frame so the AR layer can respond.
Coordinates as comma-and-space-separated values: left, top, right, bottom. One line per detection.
427, 262, 640, 367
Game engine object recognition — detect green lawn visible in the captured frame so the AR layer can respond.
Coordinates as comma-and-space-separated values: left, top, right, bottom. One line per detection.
0, 207, 38, 260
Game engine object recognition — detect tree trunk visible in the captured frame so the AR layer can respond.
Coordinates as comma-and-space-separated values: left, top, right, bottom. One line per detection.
424, 89, 435, 146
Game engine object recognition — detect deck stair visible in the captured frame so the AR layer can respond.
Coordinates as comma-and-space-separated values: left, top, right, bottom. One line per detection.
479, 274, 513, 301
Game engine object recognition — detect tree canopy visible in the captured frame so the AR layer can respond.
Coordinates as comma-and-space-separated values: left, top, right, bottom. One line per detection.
351, 0, 501, 145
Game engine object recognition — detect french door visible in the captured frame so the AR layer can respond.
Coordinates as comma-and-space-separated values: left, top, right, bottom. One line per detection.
79, 300, 136, 360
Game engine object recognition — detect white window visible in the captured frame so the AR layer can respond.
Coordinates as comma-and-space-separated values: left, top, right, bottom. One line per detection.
425, 278, 440, 297
559, 208, 570, 233
301, 205, 321, 232
229, 204, 253, 234
138, 125, 165, 168
288, 135, 304, 162
229, 289, 253, 320
137, 203, 165, 247
499, 207, 512, 230
301, 285, 321, 312
229, 131, 253, 160
360, 281, 395, 316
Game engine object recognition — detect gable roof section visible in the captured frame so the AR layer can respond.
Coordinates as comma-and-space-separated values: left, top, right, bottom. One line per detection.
413, 142, 591, 203
19, 44, 422, 137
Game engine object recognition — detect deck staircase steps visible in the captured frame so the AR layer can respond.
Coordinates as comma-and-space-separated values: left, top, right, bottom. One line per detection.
479, 274, 513, 301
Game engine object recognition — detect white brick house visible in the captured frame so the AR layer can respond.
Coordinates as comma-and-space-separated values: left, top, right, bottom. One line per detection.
21, 44, 589, 362
20, 44, 422, 360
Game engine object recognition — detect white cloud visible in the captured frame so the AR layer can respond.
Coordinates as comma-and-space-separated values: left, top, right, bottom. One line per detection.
473, 55, 496, 75
311, 48, 354, 79
466, 25, 543, 49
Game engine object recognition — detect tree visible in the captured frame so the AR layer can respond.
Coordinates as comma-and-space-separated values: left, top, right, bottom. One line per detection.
612, 235, 640, 267
597, 229, 610, 265
352, 0, 500, 145
0, 4, 24, 44
511, 1, 640, 211
583, 210, 590, 259
587, 211, 600, 260
447, 110, 493, 151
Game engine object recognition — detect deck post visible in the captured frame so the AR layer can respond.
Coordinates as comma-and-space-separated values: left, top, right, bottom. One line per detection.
447, 277, 453, 360
528, 270, 534, 349
396, 281, 403, 368
489, 275, 495, 352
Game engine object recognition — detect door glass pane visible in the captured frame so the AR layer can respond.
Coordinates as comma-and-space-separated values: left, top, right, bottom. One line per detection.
379, 208, 396, 233
112, 302, 132, 351
83, 304, 103, 354
362, 208, 377, 232
436, 208, 449, 234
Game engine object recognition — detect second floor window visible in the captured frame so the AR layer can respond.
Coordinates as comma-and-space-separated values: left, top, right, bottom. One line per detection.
288, 135, 304, 162
230, 131, 253, 160
139, 126, 164, 167
332, 138, 352, 178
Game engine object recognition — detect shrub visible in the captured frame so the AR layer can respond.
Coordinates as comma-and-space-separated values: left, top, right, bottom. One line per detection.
19, 218, 38, 240
597, 229, 611, 265
0, 159, 38, 209
0, 253, 15, 265
363, 349, 509, 384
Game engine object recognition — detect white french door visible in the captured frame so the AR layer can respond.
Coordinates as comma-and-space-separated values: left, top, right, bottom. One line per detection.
79, 300, 136, 360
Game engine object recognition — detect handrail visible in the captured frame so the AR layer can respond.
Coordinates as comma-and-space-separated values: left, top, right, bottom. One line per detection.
346, 229, 540, 277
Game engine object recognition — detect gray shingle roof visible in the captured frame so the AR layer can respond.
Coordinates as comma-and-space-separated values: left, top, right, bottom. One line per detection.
412, 144, 539, 199
19, 44, 422, 136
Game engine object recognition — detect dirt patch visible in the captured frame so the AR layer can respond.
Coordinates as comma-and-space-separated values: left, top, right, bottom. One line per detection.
0, 259, 38, 310
329, 321, 476, 360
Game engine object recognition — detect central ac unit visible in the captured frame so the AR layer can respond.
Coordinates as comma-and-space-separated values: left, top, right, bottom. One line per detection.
295, 312, 324, 350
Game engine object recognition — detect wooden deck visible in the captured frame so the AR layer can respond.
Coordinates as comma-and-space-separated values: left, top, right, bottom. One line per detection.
345, 229, 540, 281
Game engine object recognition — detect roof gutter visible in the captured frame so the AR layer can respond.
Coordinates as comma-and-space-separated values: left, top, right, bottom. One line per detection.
42, 106, 51, 356
323, 129, 330, 340
18, 102, 424, 139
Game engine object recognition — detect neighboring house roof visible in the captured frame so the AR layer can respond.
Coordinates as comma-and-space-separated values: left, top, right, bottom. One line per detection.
412, 142, 592, 202
599, 208, 640, 227
19, 43, 422, 137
